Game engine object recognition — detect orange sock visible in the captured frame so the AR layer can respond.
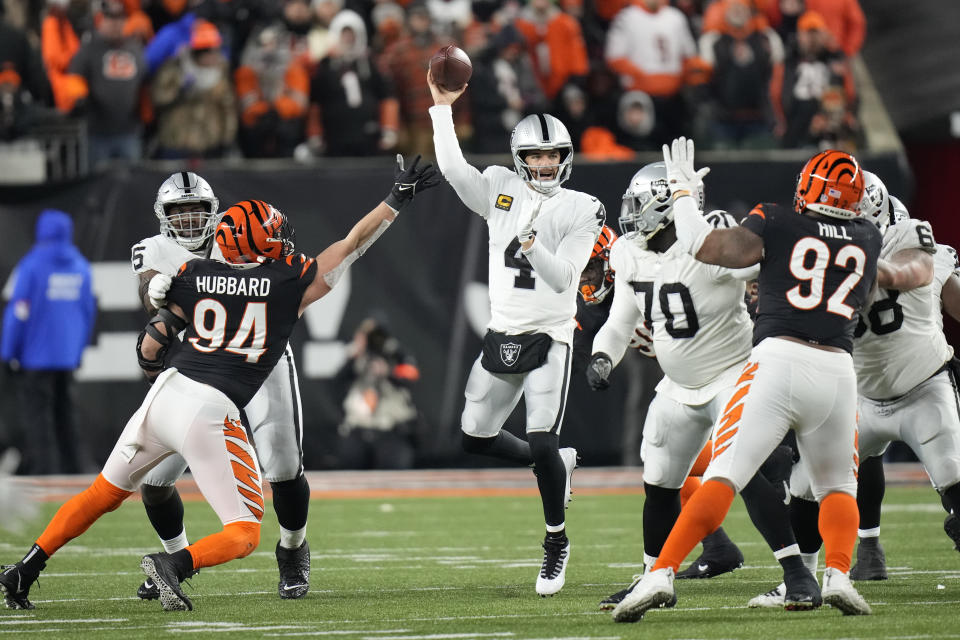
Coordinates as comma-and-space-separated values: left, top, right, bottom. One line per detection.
819, 491, 858, 572
680, 476, 701, 508
690, 441, 713, 476
185, 521, 261, 570
36, 474, 132, 556
653, 480, 735, 572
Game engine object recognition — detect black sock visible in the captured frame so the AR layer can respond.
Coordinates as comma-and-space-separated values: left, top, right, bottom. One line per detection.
740, 471, 798, 551
942, 482, 960, 515
779, 553, 804, 573
789, 496, 823, 552
170, 549, 194, 580
461, 431, 533, 464
642, 483, 680, 557
142, 485, 185, 542
271, 474, 310, 532
546, 529, 567, 542
529, 432, 565, 527
20, 544, 48, 576
857, 455, 885, 530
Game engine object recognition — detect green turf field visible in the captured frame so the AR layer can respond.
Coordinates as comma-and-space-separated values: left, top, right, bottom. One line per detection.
1, 485, 958, 639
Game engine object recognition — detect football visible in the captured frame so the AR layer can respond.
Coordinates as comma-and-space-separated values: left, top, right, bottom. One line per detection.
429, 45, 473, 92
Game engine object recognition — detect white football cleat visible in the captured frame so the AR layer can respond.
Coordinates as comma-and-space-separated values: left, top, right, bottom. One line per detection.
559, 447, 578, 509
535, 536, 570, 596
822, 567, 872, 615
612, 567, 675, 623
748, 582, 786, 608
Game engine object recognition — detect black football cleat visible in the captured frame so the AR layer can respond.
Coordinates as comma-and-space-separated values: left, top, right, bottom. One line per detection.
849, 538, 888, 581
140, 553, 193, 611
137, 577, 160, 600
0, 564, 38, 610
783, 566, 822, 611
676, 528, 744, 579
277, 541, 310, 599
944, 513, 960, 552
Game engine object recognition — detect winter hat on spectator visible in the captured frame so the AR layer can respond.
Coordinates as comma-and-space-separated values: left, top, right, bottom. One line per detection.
797, 10, 828, 32
191, 19, 223, 50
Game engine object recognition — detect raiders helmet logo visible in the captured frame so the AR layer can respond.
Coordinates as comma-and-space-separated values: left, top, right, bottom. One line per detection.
496, 194, 514, 211
650, 179, 670, 203
500, 342, 521, 366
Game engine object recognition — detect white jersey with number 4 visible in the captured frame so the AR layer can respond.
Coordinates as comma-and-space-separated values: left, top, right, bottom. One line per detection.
430, 105, 603, 345
130, 234, 223, 277
594, 226, 757, 404
854, 219, 947, 399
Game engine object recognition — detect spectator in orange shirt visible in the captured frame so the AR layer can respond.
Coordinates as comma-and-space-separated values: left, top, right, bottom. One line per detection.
698, 0, 783, 149
763, 0, 865, 57
514, 0, 589, 101
379, 0, 466, 157
771, 11, 856, 148
234, 0, 313, 157
41, 0, 87, 113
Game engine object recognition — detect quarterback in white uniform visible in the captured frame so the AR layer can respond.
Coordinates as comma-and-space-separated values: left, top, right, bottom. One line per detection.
428, 73, 601, 596
130, 172, 313, 601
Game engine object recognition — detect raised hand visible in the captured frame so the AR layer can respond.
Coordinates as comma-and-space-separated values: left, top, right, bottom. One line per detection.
662, 136, 710, 198
385, 154, 443, 213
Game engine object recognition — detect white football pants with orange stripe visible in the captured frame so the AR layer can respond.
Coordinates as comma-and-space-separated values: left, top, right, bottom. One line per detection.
704, 337, 859, 502
639, 363, 743, 489
101, 368, 264, 526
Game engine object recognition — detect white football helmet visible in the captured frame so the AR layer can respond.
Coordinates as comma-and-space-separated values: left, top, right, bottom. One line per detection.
889, 194, 910, 225
154, 172, 220, 252
859, 170, 890, 231
510, 114, 573, 194
619, 162, 704, 242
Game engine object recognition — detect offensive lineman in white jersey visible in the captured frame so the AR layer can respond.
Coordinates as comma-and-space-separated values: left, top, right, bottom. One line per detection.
587, 163, 822, 611
846, 179, 960, 577
428, 73, 602, 596
129, 172, 313, 600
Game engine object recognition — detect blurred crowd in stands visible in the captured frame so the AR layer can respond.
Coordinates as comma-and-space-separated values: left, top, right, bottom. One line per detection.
0, 0, 865, 169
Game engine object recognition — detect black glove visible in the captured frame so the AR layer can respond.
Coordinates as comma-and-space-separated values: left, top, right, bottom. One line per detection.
586, 352, 613, 391
384, 154, 442, 212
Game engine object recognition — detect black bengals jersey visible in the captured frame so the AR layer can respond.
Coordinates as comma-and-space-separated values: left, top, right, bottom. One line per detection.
573, 293, 614, 375
166, 254, 317, 407
742, 203, 881, 353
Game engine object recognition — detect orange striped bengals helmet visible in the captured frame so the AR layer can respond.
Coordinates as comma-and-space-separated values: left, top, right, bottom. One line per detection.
215, 200, 295, 264
579, 225, 618, 304
793, 150, 864, 219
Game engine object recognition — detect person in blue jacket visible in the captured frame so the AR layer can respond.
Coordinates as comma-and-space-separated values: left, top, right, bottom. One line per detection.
1, 209, 96, 475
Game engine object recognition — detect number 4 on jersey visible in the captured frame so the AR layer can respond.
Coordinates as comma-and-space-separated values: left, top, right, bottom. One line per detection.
190, 300, 268, 362
504, 238, 536, 289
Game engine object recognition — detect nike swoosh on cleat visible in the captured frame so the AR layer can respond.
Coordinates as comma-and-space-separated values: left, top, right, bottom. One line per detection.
282, 584, 307, 590
698, 564, 709, 572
